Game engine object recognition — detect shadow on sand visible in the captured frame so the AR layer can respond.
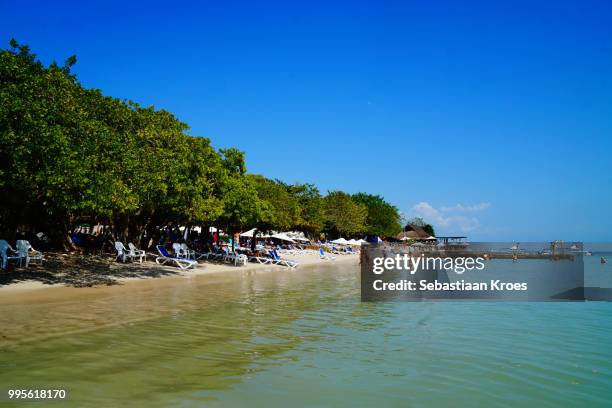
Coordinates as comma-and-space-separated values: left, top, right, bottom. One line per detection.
0, 252, 180, 288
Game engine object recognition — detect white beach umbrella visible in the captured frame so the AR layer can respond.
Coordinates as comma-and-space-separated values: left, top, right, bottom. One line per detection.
240, 228, 257, 237
347, 239, 358, 245
240, 228, 271, 238
271, 233, 296, 243
286, 231, 310, 242
331, 238, 349, 245
426, 236, 436, 240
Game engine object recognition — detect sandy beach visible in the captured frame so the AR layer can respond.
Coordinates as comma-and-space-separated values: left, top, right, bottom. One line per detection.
0, 252, 359, 304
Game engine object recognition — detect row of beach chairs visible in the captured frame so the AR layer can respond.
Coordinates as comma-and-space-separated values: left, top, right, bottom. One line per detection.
115, 242, 299, 270
0, 239, 44, 270
114, 241, 199, 270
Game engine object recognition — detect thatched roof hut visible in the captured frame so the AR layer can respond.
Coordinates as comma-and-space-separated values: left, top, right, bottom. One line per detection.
397, 224, 431, 240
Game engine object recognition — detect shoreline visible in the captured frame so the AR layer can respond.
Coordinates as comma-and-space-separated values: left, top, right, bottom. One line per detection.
0, 252, 359, 304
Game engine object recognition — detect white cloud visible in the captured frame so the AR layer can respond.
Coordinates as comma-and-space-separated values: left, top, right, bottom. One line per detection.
412, 202, 448, 226
410, 201, 489, 233
440, 202, 491, 213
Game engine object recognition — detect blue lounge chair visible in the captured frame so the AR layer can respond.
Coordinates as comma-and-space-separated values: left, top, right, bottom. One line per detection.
249, 249, 273, 264
319, 247, 335, 261
155, 245, 197, 269
268, 249, 298, 268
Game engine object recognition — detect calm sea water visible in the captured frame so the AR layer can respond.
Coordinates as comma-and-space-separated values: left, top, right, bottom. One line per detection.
0, 257, 611, 407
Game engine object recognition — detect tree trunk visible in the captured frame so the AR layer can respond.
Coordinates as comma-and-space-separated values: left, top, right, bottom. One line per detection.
250, 229, 258, 252
60, 216, 78, 252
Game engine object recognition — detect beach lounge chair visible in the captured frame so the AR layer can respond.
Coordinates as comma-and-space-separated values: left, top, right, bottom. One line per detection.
128, 242, 146, 263
180, 243, 212, 260
249, 255, 272, 264
248, 249, 273, 264
281, 245, 306, 256
268, 249, 298, 268
155, 245, 197, 269
16, 240, 44, 267
205, 246, 224, 261
219, 246, 230, 262
332, 246, 347, 255
0, 240, 23, 269
347, 246, 359, 254
319, 247, 335, 261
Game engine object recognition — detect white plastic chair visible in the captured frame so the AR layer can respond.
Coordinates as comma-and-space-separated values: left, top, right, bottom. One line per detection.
172, 243, 187, 258
115, 242, 129, 262
128, 243, 146, 263
16, 240, 44, 267
180, 243, 196, 260
0, 240, 23, 269
155, 245, 197, 269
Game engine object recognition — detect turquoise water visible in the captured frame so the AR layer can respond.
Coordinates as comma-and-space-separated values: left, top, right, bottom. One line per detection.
1, 259, 611, 407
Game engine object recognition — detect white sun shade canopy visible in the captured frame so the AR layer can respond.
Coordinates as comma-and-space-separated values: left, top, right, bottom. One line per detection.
271, 233, 296, 243
331, 238, 349, 245
240, 228, 271, 238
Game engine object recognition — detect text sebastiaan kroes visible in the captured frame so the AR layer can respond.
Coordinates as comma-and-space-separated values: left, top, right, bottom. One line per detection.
371, 254, 528, 292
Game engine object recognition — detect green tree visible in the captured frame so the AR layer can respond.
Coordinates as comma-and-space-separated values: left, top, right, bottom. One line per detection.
422, 224, 435, 236
248, 175, 300, 232
405, 217, 436, 237
216, 176, 264, 247
0, 40, 137, 245
0, 40, 228, 247
322, 191, 367, 238
288, 183, 324, 237
0, 40, 407, 252
352, 193, 401, 237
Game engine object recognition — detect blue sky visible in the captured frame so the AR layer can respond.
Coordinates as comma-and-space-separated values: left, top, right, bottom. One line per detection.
2, 0, 611, 240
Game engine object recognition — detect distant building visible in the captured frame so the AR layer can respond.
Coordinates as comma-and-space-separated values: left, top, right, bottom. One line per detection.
397, 224, 430, 240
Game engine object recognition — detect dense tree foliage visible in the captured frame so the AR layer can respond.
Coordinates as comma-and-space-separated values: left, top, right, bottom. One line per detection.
322, 192, 367, 237
352, 193, 402, 237
0, 41, 405, 248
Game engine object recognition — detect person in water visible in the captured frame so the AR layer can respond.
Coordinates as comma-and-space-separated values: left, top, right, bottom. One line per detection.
601, 257, 607, 264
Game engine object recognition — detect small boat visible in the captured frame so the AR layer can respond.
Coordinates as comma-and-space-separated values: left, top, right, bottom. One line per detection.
585, 251, 592, 256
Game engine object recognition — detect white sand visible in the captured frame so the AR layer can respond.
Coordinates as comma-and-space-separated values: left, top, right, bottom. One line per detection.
0, 252, 359, 303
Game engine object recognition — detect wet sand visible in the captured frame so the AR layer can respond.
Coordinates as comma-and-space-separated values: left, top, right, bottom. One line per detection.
0, 252, 359, 305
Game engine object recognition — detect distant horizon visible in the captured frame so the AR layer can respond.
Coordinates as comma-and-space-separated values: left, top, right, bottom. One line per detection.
2, 0, 611, 241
